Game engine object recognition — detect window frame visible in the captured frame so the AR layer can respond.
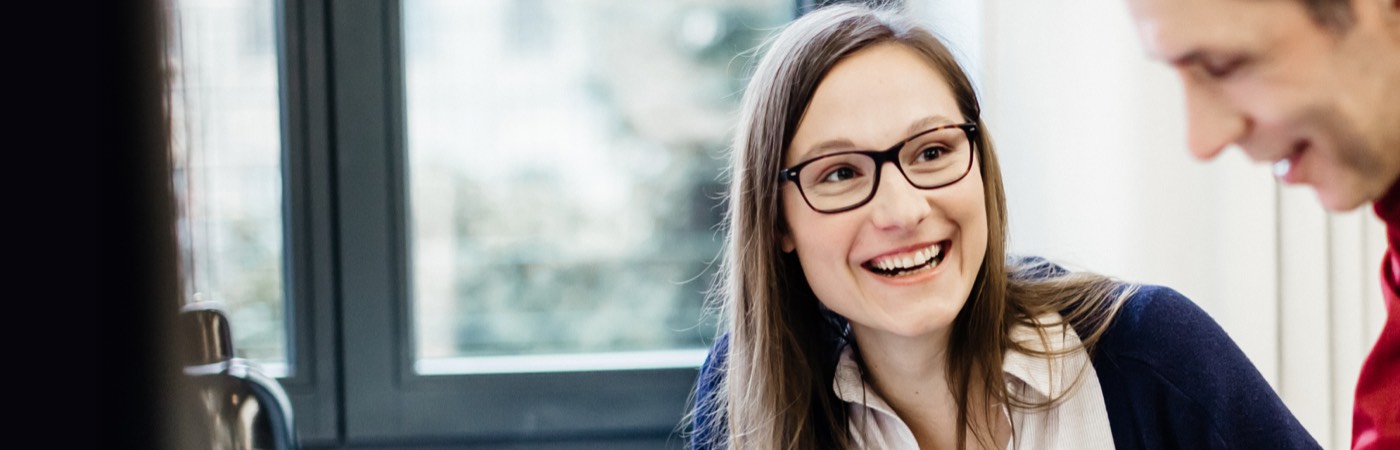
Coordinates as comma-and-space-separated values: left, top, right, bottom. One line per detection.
276, 0, 852, 447
275, 0, 340, 445
167, 0, 340, 444
327, 0, 710, 446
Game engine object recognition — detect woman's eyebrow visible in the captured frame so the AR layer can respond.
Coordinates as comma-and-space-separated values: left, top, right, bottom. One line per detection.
791, 114, 957, 163
905, 115, 957, 136
794, 138, 858, 163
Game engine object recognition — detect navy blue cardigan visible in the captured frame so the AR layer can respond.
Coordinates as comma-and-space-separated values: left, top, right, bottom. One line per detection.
690, 284, 1320, 449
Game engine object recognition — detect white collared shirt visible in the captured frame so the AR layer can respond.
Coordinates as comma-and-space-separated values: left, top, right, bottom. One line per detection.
832, 313, 1116, 450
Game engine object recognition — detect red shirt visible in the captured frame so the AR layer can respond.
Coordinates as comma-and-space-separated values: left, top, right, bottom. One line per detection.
1355, 183, 1400, 449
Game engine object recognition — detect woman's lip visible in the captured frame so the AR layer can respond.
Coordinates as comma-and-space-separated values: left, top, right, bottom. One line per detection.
862, 241, 942, 263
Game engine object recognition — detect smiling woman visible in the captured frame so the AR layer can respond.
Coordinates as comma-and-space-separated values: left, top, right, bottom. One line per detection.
688, 4, 1321, 450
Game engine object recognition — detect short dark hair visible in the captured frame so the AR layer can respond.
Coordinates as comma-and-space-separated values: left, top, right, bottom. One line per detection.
1298, 0, 1356, 31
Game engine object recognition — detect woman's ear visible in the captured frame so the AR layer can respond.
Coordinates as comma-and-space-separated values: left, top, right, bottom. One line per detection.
781, 233, 796, 253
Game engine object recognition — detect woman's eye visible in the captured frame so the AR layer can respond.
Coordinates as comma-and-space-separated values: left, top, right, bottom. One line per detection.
917, 147, 946, 162
820, 166, 858, 183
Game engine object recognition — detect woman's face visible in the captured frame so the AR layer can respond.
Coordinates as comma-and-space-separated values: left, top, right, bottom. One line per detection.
781, 43, 988, 342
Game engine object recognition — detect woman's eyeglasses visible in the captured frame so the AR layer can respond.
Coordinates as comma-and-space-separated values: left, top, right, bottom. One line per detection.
779, 123, 978, 214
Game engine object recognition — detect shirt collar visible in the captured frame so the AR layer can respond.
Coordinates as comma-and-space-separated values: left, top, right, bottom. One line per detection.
833, 344, 901, 416
1376, 176, 1400, 226
832, 312, 1089, 408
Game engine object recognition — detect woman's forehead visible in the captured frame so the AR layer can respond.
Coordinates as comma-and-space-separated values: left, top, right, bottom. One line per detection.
788, 43, 961, 165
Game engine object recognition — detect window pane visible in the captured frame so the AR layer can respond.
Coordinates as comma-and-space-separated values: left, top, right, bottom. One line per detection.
404, 0, 789, 373
169, 0, 289, 376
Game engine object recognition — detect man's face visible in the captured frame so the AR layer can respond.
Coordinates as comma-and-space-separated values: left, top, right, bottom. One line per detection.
1128, 0, 1400, 211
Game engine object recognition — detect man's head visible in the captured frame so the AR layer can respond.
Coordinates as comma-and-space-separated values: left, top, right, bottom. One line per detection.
1128, 0, 1400, 211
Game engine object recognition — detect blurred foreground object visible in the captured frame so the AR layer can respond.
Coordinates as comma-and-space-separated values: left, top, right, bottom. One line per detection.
180, 302, 297, 450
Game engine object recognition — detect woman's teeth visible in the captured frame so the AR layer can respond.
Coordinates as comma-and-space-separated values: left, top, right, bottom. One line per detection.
867, 242, 946, 276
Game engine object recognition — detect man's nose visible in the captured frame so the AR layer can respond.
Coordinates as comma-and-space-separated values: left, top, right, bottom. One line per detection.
1183, 80, 1249, 161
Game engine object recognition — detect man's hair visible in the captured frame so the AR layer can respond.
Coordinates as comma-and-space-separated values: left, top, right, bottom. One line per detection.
1299, 0, 1356, 31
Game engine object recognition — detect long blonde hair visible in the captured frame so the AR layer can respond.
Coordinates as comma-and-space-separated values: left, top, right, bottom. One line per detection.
694, 4, 1134, 450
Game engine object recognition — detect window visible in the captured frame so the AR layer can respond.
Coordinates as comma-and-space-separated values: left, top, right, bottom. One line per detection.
402, 0, 786, 374
171, 0, 800, 446
169, 0, 340, 443
169, 0, 289, 375
332, 0, 793, 446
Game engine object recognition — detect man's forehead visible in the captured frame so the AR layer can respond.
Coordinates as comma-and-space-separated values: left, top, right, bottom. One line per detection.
1126, 0, 1220, 60
1126, 0, 1283, 62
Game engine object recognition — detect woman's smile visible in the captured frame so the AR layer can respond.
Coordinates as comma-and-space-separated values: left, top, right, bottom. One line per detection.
862, 240, 949, 276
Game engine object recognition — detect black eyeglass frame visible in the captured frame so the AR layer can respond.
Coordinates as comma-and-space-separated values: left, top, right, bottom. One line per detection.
778, 122, 979, 214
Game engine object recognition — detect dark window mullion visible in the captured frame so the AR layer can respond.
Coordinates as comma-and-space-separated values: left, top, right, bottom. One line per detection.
277, 0, 340, 445
330, 0, 409, 443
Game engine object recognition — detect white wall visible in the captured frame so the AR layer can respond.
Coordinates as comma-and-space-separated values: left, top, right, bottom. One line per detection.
911, 1, 1386, 448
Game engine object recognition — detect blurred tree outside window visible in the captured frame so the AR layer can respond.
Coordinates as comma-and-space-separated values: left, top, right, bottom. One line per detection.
404, 0, 790, 373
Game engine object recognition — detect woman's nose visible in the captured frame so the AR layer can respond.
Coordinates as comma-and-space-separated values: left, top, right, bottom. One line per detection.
867, 162, 932, 232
